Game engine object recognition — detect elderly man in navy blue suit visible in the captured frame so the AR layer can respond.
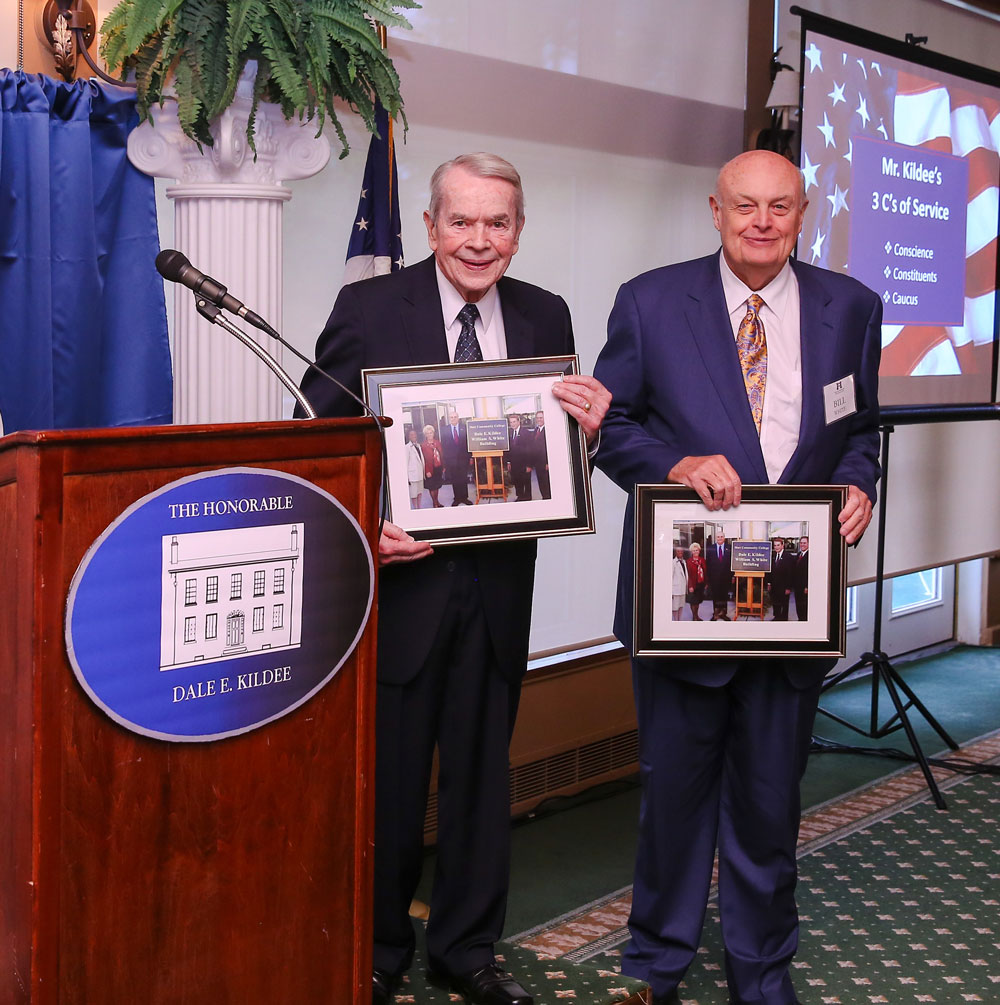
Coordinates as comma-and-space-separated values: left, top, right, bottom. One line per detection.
594, 150, 881, 1005
303, 153, 610, 1005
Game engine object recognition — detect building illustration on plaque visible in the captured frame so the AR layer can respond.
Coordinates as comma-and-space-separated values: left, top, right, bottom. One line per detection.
160, 524, 304, 670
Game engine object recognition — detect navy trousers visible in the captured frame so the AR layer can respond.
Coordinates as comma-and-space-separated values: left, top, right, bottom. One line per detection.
623, 661, 822, 1005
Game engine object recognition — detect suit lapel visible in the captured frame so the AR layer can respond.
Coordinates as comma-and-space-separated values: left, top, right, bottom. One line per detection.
780, 261, 834, 483
497, 279, 535, 360
684, 259, 768, 482
399, 256, 451, 365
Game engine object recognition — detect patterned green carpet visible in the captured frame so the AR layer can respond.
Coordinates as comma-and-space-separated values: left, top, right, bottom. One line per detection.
393, 732, 1000, 1003
653, 773, 1000, 1003
399, 647, 1000, 1003
507, 731, 1000, 1004
391, 938, 645, 1002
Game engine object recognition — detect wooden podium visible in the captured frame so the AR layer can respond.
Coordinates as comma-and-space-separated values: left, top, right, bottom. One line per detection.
0, 419, 383, 1004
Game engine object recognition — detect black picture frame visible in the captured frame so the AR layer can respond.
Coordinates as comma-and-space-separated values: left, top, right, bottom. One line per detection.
362, 356, 595, 546
634, 484, 848, 658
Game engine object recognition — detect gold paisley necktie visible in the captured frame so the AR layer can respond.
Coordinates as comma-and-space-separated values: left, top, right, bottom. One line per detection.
736, 293, 767, 434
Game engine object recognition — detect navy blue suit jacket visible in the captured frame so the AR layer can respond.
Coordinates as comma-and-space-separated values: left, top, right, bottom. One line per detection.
594, 252, 882, 688
302, 255, 575, 685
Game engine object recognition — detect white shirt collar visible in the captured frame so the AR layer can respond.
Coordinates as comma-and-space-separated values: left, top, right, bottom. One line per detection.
435, 261, 499, 332
719, 250, 795, 323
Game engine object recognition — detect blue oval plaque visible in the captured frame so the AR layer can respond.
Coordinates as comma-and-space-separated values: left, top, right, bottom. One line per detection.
65, 467, 374, 741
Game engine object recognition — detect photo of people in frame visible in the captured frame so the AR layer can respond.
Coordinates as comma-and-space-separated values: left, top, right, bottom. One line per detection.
661, 520, 812, 623
401, 393, 550, 506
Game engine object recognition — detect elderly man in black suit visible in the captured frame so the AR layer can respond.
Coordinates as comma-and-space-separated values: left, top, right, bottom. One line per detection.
767, 537, 795, 621
793, 535, 810, 620
440, 407, 473, 504
302, 152, 610, 1005
505, 413, 534, 501
531, 410, 551, 499
705, 529, 734, 621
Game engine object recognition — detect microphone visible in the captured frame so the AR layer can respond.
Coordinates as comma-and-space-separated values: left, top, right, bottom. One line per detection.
155, 249, 272, 334
156, 246, 391, 536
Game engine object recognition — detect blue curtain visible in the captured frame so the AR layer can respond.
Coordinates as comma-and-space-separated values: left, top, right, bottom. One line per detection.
0, 70, 172, 434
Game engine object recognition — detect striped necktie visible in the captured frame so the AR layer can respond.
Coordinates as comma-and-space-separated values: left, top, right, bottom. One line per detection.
454, 303, 483, 363
736, 293, 767, 433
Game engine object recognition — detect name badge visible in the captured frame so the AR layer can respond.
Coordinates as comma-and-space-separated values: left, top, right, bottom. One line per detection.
823, 374, 857, 424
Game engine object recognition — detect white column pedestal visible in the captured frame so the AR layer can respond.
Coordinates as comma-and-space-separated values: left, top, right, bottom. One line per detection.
127, 70, 330, 424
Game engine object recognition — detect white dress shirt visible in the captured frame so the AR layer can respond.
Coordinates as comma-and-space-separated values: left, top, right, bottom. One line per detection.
435, 263, 508, 361
719, 252, 802, 484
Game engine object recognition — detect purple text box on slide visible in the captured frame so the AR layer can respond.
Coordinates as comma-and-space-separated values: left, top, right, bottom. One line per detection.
849, 134, 968, 326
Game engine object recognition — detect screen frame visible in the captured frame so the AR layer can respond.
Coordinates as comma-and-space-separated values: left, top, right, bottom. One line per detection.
791, 5, 1000, 418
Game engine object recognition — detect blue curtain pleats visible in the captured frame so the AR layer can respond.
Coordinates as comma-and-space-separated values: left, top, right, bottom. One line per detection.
0, 70, 172, 433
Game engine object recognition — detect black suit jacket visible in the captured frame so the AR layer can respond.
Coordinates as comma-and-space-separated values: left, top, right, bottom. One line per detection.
705, 543, 733, 598
767, 550, 795, 595
506, 426, 533, 471
531, 425, 548, 466
440, 418, 470, 470
793, 550, 809, 591
302, 255, 575, 685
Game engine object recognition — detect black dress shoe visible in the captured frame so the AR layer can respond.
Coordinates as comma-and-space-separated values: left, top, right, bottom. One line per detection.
372, 967, 401, 1005
427, 962, 534, 1004
651, 990, 681, 1005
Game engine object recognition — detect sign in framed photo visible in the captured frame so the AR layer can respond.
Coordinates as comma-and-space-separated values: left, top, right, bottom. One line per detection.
362, 356, 595, 546
633, 484, 848, 658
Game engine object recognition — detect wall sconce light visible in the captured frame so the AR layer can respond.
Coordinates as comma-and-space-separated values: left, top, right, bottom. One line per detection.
39, 0, 133, 86
756, 47, 800, 161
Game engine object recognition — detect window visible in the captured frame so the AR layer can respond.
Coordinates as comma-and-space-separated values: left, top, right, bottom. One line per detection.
184, 579, 197, 606
254, 569, 266, 597
206, 576, 218, 603
831, 566, 955, 676
231, 573, 242, 600
273, 604, 284, 629
205, 613, 218, 640
253, 606, 264, 632
890, 568, 943, 616
184, 616, 196, 643
274, 568, 285, 594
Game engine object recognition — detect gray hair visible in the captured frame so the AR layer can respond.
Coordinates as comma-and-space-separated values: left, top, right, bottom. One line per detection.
428, 152, 525, 224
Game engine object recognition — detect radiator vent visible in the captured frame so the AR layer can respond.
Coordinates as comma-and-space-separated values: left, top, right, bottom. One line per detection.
423, 728, 639, 840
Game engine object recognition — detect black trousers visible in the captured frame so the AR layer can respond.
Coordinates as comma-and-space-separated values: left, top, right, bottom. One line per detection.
448, 461, 471, 503
373, 558, 521, 976
793, 588, 808, 620
535, 465, 551, 499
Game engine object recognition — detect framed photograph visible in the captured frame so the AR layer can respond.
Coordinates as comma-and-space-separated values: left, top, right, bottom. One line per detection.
362, 356, 595, 546
634, 484, 848, 658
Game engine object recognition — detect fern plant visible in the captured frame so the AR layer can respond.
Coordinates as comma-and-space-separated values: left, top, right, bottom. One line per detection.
100, 0, 418, 155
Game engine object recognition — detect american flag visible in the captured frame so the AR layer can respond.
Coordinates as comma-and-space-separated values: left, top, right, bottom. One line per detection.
798, 34, 999, 378
343, 102, 404, 284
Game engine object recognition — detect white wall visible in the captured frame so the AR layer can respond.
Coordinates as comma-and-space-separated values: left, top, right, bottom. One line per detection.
778, 0, 1000, 71
1, 5, 17, 69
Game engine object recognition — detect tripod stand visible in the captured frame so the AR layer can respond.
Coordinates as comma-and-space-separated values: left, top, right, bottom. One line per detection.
813, 422, 959, 810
